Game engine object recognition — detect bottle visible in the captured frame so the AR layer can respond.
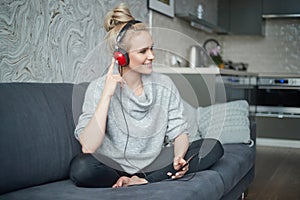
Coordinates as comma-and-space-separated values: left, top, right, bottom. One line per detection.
197, 4, 203, 19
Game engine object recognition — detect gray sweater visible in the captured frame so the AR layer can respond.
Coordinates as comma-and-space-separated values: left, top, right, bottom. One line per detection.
75, 72, 188, 174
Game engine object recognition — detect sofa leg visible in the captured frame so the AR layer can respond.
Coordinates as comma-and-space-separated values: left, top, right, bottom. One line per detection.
241, 192, 245, 199
239, 189, 248, 199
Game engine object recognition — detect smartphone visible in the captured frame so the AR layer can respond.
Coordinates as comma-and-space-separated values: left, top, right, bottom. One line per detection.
169, 152, 199, 177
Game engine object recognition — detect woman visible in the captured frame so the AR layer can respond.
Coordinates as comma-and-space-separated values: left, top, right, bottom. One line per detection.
70, 3, 223, 188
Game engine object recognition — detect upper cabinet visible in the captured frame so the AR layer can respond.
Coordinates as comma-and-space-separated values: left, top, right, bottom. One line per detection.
218, 0, 263, 35
175, 0, 300, 35
175, 0, 227, 34
263, 0, 300, 17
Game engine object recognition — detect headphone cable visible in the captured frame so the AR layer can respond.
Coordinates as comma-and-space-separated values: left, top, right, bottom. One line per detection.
119, 84, 148, 179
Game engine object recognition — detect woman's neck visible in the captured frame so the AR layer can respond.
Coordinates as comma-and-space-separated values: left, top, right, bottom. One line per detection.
122, 69, 143, 96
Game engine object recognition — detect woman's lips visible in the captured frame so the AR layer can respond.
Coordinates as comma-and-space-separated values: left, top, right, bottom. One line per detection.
144, 63, 152, 68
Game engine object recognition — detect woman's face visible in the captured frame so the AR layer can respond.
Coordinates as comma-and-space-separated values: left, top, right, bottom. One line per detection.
127, 31, 154, 74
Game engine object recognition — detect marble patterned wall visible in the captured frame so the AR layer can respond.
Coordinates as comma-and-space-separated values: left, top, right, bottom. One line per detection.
0, 0, 148, 83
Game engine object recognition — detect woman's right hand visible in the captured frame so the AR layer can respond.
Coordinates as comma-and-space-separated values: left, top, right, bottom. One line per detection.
103, 58, 126, 97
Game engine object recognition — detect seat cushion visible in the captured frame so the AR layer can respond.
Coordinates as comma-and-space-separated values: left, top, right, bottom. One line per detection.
210, 144, 255, 194
0, 171, 224, 200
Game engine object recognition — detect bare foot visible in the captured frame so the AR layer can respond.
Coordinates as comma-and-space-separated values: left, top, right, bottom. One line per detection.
127, 175, 148, 186
112, 175, 148, 188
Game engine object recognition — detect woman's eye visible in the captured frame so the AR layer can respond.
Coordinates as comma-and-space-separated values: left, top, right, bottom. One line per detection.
139, 46, 154, 54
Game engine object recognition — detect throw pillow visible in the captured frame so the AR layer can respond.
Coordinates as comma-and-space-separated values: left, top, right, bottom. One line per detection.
196, 100, 251, 144
182, 99, 201, 143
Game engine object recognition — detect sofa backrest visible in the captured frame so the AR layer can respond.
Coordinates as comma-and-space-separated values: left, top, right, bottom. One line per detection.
0, 83, 88, 194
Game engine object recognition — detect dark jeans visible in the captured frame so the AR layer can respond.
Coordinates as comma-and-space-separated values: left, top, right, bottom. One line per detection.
69, 138, 224, 188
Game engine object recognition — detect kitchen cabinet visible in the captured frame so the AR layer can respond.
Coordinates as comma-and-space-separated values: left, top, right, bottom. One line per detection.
154, 67, 219, 106
218, 0, 263, 35
175, 14, 227, 34
154, 67, 258, 107
263, 0, 300, 16
175, 0, 226, 34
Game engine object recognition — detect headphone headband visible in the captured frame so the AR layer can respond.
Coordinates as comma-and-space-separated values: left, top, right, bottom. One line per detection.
114, 20, 142, 67
116, 20, 142, 44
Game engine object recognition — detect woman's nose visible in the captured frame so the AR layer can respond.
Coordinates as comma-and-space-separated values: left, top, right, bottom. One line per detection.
147, 49, 155, 60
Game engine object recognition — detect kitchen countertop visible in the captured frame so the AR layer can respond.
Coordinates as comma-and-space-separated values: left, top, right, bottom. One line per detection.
153, 67, 219, 74
258, 72, 300, 78
154, 67, 258, 76
220, 69, 258, 76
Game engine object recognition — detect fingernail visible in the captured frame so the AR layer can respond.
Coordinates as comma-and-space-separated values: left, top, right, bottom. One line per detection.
175, 173, 179, 176
167, 172, 172, 176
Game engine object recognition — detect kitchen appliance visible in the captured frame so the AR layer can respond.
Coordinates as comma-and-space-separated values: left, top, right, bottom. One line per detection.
256, 76, 300, 141
189, 45, 214, 68
256, 77, 300, 114
215, 74, 257, 114
189, 38, 223, 68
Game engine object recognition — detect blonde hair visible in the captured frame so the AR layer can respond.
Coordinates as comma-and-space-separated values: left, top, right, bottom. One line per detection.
104, 3, 147, 53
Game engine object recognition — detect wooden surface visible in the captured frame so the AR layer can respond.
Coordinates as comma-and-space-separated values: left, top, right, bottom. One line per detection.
246, 146, 300, 200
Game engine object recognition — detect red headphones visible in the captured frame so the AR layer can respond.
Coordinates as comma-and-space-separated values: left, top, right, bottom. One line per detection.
113, 20, 141, 67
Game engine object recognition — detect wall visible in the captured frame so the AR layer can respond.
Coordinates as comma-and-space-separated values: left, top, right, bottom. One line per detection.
0, 0, 148, 83
220, 18, 300, 74
2, 0, 300, 83
151, 0, 219, 68
151, 1, 300, 74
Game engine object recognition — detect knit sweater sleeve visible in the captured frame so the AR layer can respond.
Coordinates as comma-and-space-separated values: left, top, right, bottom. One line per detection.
74, 77, 104, 140
164, 77, 189, 141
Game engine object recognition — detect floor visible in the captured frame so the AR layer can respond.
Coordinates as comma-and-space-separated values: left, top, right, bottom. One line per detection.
246, 145, 300, 200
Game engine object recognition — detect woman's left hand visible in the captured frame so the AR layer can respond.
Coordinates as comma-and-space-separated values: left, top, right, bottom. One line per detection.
168, 156, 189, 179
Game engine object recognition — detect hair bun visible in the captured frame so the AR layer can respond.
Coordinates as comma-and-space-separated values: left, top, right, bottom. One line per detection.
104, 3, 135, 32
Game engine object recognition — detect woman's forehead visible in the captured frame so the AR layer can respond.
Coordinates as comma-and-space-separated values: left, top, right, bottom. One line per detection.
128, 31, 153, 51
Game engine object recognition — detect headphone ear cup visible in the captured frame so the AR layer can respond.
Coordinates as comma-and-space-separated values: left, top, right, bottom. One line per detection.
113, 48, 129, 67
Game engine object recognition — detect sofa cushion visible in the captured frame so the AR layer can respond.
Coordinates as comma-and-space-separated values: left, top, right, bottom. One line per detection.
0, 170, 224, 200
0, 83, 84, 194
197, 100, 251, 144
210, 144, 256, 194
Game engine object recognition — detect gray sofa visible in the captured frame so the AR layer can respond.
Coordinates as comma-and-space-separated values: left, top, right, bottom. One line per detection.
0, 82, 256, 200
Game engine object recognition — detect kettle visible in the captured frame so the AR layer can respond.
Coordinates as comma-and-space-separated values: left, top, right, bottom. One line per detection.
189, 45, 208, 68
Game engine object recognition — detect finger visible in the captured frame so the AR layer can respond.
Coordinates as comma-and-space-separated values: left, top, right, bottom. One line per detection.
113, 181, 121, 188
173, 156, 181, 168
182, 165, 189, 171
171, 173, 183, 179
112, 183, 119, 188
115, 177, 126, 188
170, 165, 189, 178
112, 75, 126, 86
107, 58, 116, 75
174, 161, 186, 171
173, 170, 187, 179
